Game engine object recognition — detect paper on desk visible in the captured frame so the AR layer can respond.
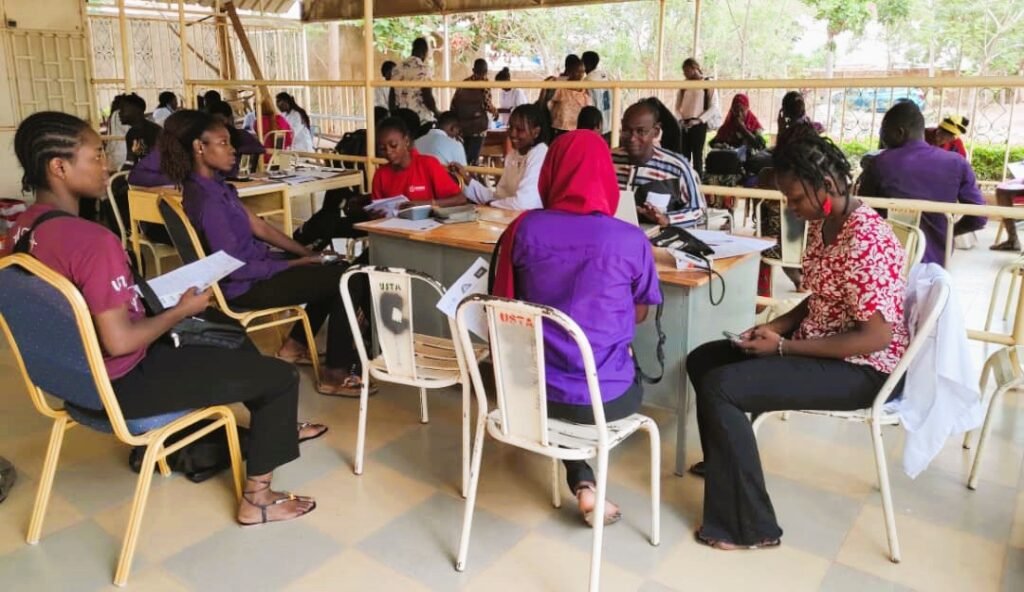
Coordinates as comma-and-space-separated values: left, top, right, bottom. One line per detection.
686, 229, 776, 260
145, 251, 244, 309
645, 192, 672, 211
436, 257, 490, 341
375, 218, 442, 232
280, 175, 320, 185
363, 195, 409, 218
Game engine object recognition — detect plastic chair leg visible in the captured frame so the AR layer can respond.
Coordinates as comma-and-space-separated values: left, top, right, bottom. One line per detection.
455, 411, 487, 572
551, 458, 561, 509
27, 417, 71, 544
588, 450, 609, 592
870, 421, 901, 563
1004, 271, 1021, 323
985, 266, 1009, 331
157, 458, 172, 476
968, 386, 1006, 491
222, 411, 245, 501
461, 381, 470, 498
114, 437, 161, 585
419, 387, 429, 424
353, 368, 370, 476
645, 420, 661, 546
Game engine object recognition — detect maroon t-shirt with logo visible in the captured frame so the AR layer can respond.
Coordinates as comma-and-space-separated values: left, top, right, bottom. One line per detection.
6, 204, 147, 379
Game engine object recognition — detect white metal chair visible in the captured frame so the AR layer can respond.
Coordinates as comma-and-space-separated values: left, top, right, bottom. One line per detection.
453, 295, 660, 592
107, 171, 177, 275
964, 345, 1024, 490
983, 256, 1024, 332
751, 275, 951, 564
340, 266, 488, 496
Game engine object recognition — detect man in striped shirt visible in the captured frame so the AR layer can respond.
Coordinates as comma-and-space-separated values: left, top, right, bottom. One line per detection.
612, 100, 706, 228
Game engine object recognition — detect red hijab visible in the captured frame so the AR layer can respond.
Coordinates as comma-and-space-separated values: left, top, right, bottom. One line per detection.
492, 130, 619, 298
714, 93, 762, 144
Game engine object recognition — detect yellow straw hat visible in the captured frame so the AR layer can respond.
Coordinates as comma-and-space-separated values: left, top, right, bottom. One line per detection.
939, 115, 969, 137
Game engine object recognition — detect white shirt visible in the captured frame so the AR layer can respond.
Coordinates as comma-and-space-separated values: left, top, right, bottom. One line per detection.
498, 88, 530, 125
151, 106, 174, 126
374, 87, 390, 109
283, 110, 314, 152
894, 264, 983, 478
464, 142, 547, 210
586, 69, 612, 134
414, 129, 467, 167
106, 111, 128, 170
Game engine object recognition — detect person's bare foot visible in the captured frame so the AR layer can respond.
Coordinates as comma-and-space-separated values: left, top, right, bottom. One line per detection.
237, 477, 316, 526
575, 482, 621, 526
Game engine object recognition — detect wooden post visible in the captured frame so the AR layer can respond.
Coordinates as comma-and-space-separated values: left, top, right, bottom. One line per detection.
178, 1, 189, 91
443, 14, 452, 107
224, 1, 266, 98
656, 0, 667, 80
118, 0, 131, 92
693, 0, 702, 58
611, 87, 621, 147
364, 0, 376, 180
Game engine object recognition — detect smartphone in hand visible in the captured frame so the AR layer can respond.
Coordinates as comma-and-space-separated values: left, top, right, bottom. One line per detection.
723, 330, 743, 343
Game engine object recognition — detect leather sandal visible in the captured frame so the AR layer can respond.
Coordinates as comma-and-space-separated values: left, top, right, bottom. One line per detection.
317, 374, 376, 398
237, 479, 316, 526
297, 422, 328, 444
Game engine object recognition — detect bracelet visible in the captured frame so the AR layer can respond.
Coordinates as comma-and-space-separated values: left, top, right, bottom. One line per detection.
777, 337, 785, 357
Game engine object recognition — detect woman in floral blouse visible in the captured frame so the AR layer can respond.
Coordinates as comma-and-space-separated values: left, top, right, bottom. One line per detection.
686, 134, 909, 550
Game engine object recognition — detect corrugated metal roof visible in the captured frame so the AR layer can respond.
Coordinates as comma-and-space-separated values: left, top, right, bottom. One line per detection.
301, 0, 643, 21
188, 0, 298, 14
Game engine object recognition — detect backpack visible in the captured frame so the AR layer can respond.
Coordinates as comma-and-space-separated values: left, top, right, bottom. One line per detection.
451, 88, 490, 136
129, 419, 249, 483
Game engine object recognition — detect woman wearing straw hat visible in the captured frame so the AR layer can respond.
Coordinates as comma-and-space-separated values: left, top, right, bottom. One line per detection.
929, 114, 968, 158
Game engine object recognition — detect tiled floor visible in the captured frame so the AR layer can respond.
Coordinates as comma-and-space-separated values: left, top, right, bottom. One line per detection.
1, 220, 1024, 591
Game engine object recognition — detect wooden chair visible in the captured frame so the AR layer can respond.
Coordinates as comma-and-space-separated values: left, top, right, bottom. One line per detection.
0, 254, 243, 586
156, 196, 323, 384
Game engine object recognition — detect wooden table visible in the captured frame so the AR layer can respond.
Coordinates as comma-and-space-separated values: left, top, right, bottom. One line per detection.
128, 170, 362, 270
356, 207, 759, 475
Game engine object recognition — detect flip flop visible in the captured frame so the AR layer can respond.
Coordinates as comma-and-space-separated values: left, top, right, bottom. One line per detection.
688, 461, 706, 478
990, 241, 1021, 252
317, 374, 377, 398
694, 528, 780, 551
297, 422, 328, 444
237, 479, 317, 527
275, 351, 322, 366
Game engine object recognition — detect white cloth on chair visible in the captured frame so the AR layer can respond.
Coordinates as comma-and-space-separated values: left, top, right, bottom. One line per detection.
896, 263, 983, 478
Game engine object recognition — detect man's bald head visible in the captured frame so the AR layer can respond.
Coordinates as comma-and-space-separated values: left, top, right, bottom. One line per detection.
880, 100, 925, 149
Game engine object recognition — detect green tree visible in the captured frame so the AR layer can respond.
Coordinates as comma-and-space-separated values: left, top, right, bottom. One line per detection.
802, 0, 910, 76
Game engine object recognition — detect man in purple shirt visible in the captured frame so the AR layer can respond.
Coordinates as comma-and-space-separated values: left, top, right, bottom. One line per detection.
859, 101, 986, 267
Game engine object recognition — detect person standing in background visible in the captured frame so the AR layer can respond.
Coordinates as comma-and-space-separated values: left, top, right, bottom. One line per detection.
275, 92, 315, 153
390, 38, 441, 125
375, 61, 396, 111
582, 51, 612, 139
452, 58, 497, 165
675, 57, 720, 176
496, 67, 529, 127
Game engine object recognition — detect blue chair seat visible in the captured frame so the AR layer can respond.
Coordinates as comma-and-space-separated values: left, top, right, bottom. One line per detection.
65, 403, 192, 436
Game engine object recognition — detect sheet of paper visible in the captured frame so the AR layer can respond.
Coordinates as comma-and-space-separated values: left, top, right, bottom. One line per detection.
145, 251, 244, 309
436, 257, 490, 341
280, 175, 320, 185
1009, 161, 1024, 181
645, 191, 672, 211
363, 195, 410, 218
686, 229, 777, 260
375, 217, 442, 232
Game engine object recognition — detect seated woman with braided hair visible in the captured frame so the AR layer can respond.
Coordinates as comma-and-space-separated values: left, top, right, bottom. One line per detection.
686, 134, 909, 550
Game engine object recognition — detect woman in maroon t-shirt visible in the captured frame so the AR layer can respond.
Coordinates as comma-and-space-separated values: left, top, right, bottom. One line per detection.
371, 117, 465, 205
9, 111, 316, 526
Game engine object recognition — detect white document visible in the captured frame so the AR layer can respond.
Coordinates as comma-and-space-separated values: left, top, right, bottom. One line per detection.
686, 229, 776, 260
436, 257, 490, 341
363, 195, 410, 218
645, 191, 672, 211
375, 218, 442, 232
145, 251, 244, 309
280, 175, 320, 185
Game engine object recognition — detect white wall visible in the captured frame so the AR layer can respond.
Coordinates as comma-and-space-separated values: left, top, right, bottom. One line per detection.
0, 0, 88, 198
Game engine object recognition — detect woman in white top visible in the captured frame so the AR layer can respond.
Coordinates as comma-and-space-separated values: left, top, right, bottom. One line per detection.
451, 104, 548, 211
275, 92, 315, 153
495, 68, 530, 127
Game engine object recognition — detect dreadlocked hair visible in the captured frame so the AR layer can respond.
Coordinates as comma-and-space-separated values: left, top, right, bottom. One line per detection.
158, 109, 225, 185
772, 134, 854, 215
14, 111, 92, 193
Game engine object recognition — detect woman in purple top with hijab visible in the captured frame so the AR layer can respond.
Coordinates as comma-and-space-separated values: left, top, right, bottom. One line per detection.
493, 130, 662, 525
159, 110, 371, 397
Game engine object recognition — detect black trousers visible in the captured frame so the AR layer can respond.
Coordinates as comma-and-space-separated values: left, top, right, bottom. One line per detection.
112, 342, 300, 476
680, 123, 708, 176
464, 135, 484, 166
686, 340, 888, 545
230, 264, 366, 371
548, 380, 644, 492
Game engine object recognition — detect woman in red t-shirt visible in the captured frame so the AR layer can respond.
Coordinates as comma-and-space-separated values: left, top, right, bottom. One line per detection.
9, 111, 318, 526
371, 117, 465, 206
686, 134, 909, 551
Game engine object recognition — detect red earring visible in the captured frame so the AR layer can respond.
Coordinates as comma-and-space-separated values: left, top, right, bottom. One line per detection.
822, 199, 833, 215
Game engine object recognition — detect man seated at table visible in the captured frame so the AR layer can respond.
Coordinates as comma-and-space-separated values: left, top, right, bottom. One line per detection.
858, 101, 986, 267
612, 99, 707, 228
372, 117, 466, 207
414, 111, 467, 167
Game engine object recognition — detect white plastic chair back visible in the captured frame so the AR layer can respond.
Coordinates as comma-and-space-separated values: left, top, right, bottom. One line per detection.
980, 345, 1024, 395
885, 219, 926, 278
105, 170, 130, 248
456, 295, 607, 450
757, 200, 807, 267
341, 266, 450, 383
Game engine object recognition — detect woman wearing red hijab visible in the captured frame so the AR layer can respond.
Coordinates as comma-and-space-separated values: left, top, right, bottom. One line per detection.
493, 130, 662, 526
710, 93, 765, 151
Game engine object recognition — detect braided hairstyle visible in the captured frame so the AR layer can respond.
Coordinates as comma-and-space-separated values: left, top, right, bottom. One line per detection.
772, 134, 854, 216
509, 103, 551, 146
158, 109, 226, 185
14, 111, 92, 193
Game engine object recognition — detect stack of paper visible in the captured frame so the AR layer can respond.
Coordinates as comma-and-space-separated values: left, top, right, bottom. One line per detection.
686, 229, 776, 260
364, 196, 409, 218
375, 218, 441, 232
145, 251, 244, 309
